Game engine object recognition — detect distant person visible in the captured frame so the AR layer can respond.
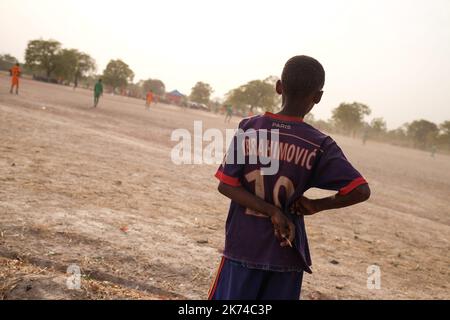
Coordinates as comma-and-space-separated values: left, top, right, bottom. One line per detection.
146, 91, 154, 109
209, 55, 371, 300
362, 127, 369, 145
93, 79, 103, 108
430, 145, 437, 158
9, 63, 21, 95
73, 77, 78, 90
224, 105, 233, 123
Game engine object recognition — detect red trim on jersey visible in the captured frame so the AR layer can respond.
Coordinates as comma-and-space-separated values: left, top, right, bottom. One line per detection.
215, 170, 241, 187
264, 112, 304, 123
339, 177, 368, 195
208, 257, 225, 300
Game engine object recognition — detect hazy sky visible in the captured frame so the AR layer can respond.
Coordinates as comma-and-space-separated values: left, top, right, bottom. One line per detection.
1, 0, 449, 128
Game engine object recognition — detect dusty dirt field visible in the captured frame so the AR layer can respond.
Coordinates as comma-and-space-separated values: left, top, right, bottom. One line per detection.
0, 75, 449, 300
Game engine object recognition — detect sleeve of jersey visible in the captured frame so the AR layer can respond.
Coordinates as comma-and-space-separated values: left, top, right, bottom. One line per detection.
310, 138, 368, 195
214, 126, 245, 187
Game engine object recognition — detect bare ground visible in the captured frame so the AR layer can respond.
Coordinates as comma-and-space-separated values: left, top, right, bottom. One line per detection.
0, 75, 449, 300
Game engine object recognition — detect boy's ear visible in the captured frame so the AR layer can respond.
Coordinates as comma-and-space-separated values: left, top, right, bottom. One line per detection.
276, 80, 283, 95
313, 91, 324, 104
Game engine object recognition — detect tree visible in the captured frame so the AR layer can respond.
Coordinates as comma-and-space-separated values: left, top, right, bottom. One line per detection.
332, 102, 371, 136
370, 117, 387, 138
53, 49, 78, 83
74, 52, 96, 85
437, 121, 450, 150
25, 39, 62, 79
264, 76, 282, 109
386, 126, 408, 145
439, 121, 450, 137
406, 120, 439, 149
142, 79, 166, 96
126, 83, 143, 98
81, 75, 98, 89
52, 49, 96, 84
225, 79, 279, 113
102, 59, 134, 92
0, 54, 18, 71
190, 82, 213, 104
209, 98, 223, 113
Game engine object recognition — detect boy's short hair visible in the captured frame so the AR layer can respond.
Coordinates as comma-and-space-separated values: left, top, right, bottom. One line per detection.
281, 55, 325, 99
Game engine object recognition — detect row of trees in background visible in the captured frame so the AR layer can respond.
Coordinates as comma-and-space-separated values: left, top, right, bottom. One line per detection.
24, 39, 96, 85
307, 102, 450, 153
186, 77, 281, 115
1, 40, 448, 153
3, 39, 278, 110
0, 39, 133, 94
221, 78, 450, 153
22, 39, 168, 99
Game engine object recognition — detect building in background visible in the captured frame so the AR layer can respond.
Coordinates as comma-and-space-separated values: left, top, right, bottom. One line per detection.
165, 90, 185, 106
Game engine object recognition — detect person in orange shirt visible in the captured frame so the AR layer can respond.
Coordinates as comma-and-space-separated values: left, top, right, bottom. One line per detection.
146, 91, 154, 109
10, 63, 21, 95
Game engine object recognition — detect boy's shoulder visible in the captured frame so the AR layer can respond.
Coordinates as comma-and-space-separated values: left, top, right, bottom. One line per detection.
301, 121, 329, 138
297, 122, 338, 152
238, 114, 262, 128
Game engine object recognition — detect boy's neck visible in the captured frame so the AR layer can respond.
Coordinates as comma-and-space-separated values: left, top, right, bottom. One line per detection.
277, 101, 310, 119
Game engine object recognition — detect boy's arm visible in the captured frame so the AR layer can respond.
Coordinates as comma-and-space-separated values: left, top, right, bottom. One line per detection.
218, 182, 295, 247
293, 184, 371, 216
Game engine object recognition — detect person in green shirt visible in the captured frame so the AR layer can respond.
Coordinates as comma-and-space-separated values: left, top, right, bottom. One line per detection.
224, 104, 233, 123
93, 79, 104, 108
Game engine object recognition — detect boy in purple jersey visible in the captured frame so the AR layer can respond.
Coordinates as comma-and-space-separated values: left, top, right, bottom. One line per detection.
209, 55, 371, 300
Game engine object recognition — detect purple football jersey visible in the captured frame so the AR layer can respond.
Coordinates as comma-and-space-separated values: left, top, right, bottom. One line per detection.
215, 112, 367, 273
